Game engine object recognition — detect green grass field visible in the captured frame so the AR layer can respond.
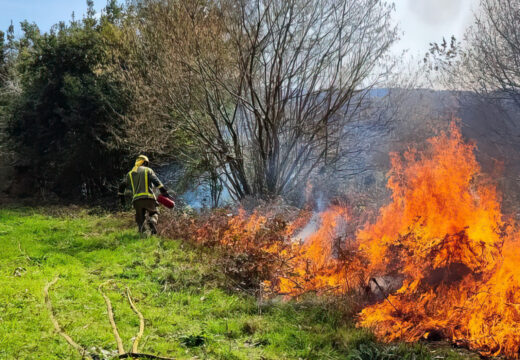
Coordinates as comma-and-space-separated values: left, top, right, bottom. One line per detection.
0, 208, 479, 359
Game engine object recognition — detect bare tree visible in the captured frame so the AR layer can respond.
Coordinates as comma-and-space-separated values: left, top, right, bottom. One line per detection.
465, 0, 520, 104
123, 0, 398, 200
422, 0, 520, 214
425, 0, 520, 105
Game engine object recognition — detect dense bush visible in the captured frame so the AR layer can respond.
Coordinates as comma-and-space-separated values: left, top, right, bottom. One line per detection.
6, 1, 131, 200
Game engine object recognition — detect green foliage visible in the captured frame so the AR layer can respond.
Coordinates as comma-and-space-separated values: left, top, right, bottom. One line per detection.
346, 343, 428, 360
0, 26, 18, 165
7, 5, 131, 200
0, 31, 7, 119
346, 342, 475, 360
180, 333, 206, 347
0, 31, 6, 74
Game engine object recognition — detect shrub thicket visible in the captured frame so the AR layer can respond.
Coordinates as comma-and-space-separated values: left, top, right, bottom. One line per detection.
5, 1, 131, 200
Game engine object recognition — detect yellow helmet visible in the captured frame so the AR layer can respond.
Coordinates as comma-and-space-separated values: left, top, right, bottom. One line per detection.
137, 155, 149, 163
132, 155, 150, 172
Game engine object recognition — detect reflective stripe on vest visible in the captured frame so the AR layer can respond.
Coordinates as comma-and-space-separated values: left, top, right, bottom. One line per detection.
128, 168, 153, 199
128, 171, 135, 194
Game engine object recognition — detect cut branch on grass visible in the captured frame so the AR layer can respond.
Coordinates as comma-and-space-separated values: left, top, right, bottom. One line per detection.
45, 277, 175, 360
126, 288, 145, 353
99, 281, 125, 355
44, 276, 93, 360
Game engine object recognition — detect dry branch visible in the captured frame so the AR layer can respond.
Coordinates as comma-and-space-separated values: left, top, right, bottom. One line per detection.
43, 276, 93, 360
44, 277, 174, 360
126, 288, 145, 353
370, 277, 401, 315
117, 353, 176, 360
99, 281, 125, 355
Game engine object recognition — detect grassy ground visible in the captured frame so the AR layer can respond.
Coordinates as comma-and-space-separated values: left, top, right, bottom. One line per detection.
0, 207, 480, 359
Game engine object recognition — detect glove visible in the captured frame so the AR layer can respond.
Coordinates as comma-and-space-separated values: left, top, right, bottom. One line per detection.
160, 187, 173, 199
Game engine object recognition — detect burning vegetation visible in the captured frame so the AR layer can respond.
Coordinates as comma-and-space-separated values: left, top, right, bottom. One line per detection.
357, 123, 520, 358
160, 123, 520, 359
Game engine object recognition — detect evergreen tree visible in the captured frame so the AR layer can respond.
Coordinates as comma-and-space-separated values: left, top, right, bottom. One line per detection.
8, 6, 131, 200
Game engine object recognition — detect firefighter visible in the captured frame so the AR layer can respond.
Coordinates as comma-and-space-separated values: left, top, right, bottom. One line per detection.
118, 155, 171, 234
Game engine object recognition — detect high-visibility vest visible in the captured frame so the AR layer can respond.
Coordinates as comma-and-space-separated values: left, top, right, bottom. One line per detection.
127, 166, 162, 201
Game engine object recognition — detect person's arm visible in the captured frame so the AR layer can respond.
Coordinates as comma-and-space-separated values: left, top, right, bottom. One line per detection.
118, 175, 128, 206
148, 169, 171, 198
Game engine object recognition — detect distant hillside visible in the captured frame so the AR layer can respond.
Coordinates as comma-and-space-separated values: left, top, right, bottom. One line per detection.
153, 89, 520, 212
359, 89, 520, 213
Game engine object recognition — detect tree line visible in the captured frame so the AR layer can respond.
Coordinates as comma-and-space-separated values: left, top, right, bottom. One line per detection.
1, 0, 518, 205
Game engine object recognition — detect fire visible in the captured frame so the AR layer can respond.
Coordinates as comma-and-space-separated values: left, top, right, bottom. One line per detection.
356, 123, 520, 358
162, 122, 520, 358
358, 123, 503, 276
277, 123, 520, 358
277, 206, 357, 296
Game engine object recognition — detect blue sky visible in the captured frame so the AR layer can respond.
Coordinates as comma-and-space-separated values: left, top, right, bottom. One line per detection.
0, 0, 477, 57
0, 0, 105, 34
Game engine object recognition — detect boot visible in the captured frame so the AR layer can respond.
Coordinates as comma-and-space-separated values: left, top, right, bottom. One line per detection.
148, 221, 157, 235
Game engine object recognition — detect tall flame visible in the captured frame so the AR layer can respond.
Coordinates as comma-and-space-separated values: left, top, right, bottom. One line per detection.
176, 122, 520, 358
278, 123, 520, 357
358, 122, 503, 276
357, 123, 520, 358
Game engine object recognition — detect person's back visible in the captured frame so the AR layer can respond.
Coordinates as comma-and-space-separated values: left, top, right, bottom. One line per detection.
127, 165, 162, 202
119, 155, 171, 234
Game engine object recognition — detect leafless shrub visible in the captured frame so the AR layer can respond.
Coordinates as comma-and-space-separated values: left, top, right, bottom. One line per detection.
122, 0, 398, 200
425, 0, 520, 105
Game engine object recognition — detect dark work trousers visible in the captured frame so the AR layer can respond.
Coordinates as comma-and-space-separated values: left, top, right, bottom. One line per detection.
133, 198, 159, 234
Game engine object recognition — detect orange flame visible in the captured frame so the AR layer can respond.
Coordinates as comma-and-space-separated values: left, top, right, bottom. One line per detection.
278, 123, 520, 357
277, 205, 356, 296
182, 122, 520, 358
356, 123, 520, 358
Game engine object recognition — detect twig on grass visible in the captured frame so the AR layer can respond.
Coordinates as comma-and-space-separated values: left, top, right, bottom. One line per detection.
44, 276, 93, 360
126, 288, 145, 353
117, 353, 176, 359
18, 241, 38, 265
99, 281, 125, 355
